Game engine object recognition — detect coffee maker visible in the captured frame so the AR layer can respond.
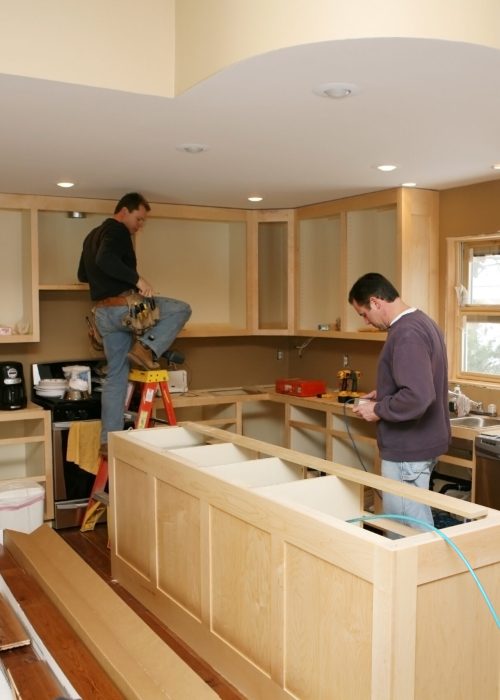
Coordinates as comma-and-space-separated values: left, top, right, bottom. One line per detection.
0, 362, 27, 410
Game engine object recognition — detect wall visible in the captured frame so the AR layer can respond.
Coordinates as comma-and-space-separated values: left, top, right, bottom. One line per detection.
3, 1, 500, 98
0, 292, 380, 395
439, 178, 500, 406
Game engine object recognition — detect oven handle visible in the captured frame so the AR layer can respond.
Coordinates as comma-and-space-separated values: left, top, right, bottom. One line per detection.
53, 421, 73, 430
55, 500, 89, 510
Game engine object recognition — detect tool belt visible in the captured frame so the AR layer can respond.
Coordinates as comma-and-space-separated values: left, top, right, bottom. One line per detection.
121, 292, 160, 335
94, 296, 128, 307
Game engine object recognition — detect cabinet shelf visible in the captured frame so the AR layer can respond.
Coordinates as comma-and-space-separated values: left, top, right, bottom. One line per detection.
0, 406, 53, 521
0, 436, 46, 447
39, 283, 89, 291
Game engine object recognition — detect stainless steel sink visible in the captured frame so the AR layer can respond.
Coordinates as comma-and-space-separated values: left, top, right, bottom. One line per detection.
450, 416, 500, 429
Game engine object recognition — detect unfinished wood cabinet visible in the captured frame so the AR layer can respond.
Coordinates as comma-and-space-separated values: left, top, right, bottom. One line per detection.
38, 210, 108, 289
247, 209, 295, 334
295, 187, 439, 339
0, 405, 53, 520
0, 188, 437, 341
135, 206, 248, 336
109, 423, 499, 700
0, 198, 39, 342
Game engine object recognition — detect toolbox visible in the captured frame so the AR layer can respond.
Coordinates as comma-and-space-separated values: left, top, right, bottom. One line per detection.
275, 378, 326, 397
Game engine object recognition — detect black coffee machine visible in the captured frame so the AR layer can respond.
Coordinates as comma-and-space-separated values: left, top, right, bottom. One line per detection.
0, 362, 27, 410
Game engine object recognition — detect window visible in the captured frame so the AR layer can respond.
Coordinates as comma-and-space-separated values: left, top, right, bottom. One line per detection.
447, 236, 500, 382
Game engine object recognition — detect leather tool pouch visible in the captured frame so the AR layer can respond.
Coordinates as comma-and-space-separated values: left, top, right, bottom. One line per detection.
121, 293, 160, 335
86, 310, 104, 352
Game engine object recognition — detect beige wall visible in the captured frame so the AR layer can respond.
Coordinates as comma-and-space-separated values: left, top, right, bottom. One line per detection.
0, 298, 379, 396
176, 0, 500, 93
438, 179, 500, 322
3, 1, 500, 97
0, 0, 175, 96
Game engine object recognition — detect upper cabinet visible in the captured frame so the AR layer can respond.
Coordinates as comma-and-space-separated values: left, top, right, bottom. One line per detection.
247, 209, 295, 335
295, 188, 438, 340
38, 211, 106, 289
0, 200, 39, 342
1, 189, 438, 343
135, 205, 248, 336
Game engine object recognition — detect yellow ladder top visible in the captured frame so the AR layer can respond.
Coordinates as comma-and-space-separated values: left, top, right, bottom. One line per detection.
128, 368, 169, 383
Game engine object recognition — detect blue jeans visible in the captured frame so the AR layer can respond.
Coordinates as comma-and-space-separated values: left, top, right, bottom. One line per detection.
95, 296, 191, 443
381, 459, 437, 528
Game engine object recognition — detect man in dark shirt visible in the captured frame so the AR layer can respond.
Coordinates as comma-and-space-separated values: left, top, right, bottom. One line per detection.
78, 192, 191, 453
348, 272, 450, 527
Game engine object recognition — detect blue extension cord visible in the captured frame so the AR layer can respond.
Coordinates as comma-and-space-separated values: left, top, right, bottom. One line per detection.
347, 513, 500, 630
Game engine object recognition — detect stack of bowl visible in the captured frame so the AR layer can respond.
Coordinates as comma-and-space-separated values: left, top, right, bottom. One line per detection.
34, 378, 68, 399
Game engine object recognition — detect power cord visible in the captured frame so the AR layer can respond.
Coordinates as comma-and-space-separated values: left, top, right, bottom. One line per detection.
341, 398, 382, 499
347, 513, 500, 630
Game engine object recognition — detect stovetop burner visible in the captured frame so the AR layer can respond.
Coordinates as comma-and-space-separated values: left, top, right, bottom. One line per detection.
31, 359, 105, 422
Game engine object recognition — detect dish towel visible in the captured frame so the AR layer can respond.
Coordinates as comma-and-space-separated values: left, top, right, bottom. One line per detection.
66, 420, 101, 475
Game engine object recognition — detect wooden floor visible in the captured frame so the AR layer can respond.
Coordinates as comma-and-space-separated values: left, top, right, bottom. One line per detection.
58, 524, 246, 700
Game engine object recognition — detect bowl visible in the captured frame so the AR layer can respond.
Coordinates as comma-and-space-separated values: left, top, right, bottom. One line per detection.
35, 387, 66, 398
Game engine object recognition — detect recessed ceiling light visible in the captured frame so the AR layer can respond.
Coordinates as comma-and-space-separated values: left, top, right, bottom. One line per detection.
376, 164, 397, 172
313, 82, 360, 99
57, 181, 75, 188
248, 196, 263, 203
492, 164, 500, 171
402, 182, 417, 187
176, 143, 208, 154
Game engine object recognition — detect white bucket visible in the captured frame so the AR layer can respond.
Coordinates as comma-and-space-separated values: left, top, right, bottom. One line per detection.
0, 481, 44, 542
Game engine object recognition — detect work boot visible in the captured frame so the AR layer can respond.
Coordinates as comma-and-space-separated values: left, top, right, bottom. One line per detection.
127, 340, 160, 371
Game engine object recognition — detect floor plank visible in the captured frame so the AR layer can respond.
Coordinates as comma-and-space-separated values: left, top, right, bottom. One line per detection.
0, 593, 30, 650
59, 524, 246, 700
0, 545, 125, 699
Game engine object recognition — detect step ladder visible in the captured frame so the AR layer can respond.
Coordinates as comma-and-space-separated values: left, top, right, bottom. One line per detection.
80, 368, 176, 532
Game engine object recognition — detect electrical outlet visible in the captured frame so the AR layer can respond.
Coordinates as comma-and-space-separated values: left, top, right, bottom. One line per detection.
277, 350, 284, 360
343, 353, 349, 368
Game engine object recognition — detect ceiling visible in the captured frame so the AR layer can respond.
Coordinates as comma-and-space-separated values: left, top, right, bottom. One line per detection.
2, 36, 500, 210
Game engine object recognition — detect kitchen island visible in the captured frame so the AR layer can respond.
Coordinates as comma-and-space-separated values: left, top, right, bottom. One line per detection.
108, 422, 500, 700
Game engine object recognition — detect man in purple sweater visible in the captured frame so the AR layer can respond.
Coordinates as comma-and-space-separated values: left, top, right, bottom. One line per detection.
349, 273, 451, 527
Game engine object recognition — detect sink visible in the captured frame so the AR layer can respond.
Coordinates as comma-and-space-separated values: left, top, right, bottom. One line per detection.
450, 416, 500, 429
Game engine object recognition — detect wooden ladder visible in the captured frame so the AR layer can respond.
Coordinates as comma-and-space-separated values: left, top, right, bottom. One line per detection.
80, 369, 176, 532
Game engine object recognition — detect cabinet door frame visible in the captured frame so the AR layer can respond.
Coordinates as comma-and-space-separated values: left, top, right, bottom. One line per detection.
247, 208, 296, 335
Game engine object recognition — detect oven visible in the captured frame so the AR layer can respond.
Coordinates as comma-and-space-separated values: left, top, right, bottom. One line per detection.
32, 359, 104, 529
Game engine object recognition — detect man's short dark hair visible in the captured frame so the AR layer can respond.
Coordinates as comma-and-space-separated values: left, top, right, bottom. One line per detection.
114, 192, 151, 214
348, 273, 400, 306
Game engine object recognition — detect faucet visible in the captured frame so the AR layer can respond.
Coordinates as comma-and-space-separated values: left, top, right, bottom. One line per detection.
448, 387, 498, 417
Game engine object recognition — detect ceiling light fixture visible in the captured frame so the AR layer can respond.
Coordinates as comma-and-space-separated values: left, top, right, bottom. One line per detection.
313, 82, 360, 99
248, 196, 263, 203
67, 211, 86, 219
57, 181, 75, 188
176, 143, 208, 154
376, 164, 397, 172
402, 182, 417, 188
492, 164, 500, 171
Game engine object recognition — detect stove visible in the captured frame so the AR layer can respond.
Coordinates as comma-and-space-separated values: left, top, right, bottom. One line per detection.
31, 359, 106, 528
32, 359, 104, 421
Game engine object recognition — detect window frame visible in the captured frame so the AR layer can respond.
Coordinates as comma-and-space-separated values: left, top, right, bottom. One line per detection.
446, 233, 500, 385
